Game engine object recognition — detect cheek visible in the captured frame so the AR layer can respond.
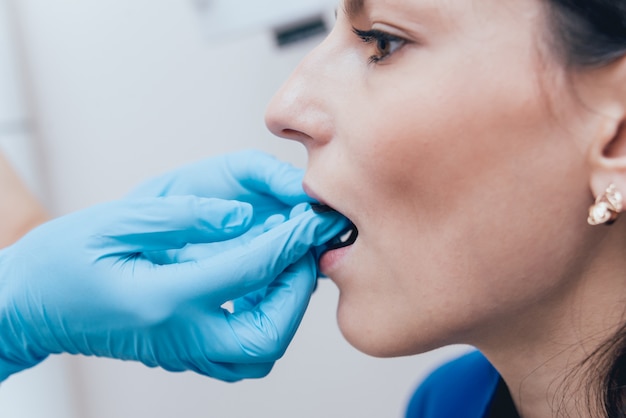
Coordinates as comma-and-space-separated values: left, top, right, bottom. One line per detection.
331, 59, 592, 356
345, 45, 573, 221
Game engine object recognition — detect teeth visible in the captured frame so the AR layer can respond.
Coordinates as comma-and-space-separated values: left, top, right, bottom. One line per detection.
320, 223, 358, 254
326, 225, 358, 250
339, 228, 354, 243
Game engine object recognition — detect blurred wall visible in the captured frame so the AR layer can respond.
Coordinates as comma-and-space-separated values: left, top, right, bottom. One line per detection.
0, 1, 468, 417
0, 0, 77, 416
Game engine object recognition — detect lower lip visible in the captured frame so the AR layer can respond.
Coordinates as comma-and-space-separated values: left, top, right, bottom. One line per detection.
319, 245, 352, 275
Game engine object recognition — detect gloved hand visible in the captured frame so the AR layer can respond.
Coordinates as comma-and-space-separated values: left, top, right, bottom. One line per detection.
0, 195, 347, 382
130, 149, 309, 217
128, 150, 314, 264
134, 150, 340, 306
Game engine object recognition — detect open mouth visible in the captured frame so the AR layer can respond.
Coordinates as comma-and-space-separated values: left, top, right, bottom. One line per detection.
312, 203, 359, 252
325, 224, 358, 251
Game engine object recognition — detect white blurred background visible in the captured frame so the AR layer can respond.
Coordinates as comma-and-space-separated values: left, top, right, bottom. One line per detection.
0, 1, 467, 417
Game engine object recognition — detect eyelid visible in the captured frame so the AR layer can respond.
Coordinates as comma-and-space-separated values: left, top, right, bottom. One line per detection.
352, 27, 409, 64
352, 27, 411, 46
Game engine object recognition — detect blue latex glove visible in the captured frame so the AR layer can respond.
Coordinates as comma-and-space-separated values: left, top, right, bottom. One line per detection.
0, 196, 347, 382
133, 149, 338, 315
130, 149, 308, 217
129, 150, 314, 264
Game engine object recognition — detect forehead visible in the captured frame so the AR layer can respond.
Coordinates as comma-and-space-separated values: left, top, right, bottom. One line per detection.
341, 0, 545, 24
344, 0, 365, 18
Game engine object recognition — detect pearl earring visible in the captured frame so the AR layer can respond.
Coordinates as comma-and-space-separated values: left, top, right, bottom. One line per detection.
588, 184, 623, 226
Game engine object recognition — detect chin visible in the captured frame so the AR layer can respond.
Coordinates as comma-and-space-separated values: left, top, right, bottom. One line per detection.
337, 297, 453, 358
336, 302, 436, 358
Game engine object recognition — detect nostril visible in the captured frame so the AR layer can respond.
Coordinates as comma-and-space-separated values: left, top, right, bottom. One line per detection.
282, 129, 300, 136
282, 129, 313, 142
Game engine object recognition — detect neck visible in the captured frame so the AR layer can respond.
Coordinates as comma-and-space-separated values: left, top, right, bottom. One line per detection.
487, 335, 609, 417
477, 229, 626, 418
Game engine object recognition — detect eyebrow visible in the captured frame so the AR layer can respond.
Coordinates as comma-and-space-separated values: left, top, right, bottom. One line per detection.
343, 0, 367, 20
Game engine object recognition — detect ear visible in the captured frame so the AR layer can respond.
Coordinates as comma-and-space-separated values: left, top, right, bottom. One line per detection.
581, 56, 626, 200
588, 118, 626, 199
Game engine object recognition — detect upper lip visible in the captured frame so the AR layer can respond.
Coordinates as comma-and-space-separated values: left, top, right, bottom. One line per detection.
303, 181, 351, 221
303, 182, 324, 204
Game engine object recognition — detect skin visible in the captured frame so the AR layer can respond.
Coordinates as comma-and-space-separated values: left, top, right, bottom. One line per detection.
0, 152, 47, 247
266, 0, 626, 416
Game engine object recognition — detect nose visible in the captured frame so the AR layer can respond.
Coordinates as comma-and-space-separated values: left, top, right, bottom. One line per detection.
265, 37, 335, 147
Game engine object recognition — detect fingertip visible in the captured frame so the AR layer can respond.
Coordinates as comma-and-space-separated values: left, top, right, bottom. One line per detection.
237, 201, 254, 231
189, 198, 254, 240
289, 203, 310, 218
236, 201, 254, 223
230, 201, 254, 233
263, 214, 287, 232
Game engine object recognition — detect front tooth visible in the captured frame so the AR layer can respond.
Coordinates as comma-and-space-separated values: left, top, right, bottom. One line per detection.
340, 229, 353, 243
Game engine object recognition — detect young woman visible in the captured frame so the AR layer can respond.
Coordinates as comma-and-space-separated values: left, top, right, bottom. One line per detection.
265, 1, 626, 416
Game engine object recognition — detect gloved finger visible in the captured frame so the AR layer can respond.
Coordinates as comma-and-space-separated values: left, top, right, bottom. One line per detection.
232, 150, 309, 206
168, 209, 348, 302
141, 203, 283, 266
232, 207, 305, 311
232, 287, 267, 313
237, 254, 316, 359
205, 255, 316, 363
231, 212, 290, 312
189, 360, 275, 382
142, 348, 274, 382
130, 150, 307, 204
233, 204, 312, 310
94, 197, 253, 254
289, 202, 310, 218
263, 214, 286, 231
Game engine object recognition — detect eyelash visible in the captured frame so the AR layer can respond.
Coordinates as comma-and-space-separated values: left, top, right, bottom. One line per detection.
352, 27, 408, 64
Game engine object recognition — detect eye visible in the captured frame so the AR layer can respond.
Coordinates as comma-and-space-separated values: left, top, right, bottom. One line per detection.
353, 27, 408, 64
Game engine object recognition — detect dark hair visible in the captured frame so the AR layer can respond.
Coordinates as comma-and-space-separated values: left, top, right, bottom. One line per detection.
547, 0, 626, 67
545, 1, 626, 416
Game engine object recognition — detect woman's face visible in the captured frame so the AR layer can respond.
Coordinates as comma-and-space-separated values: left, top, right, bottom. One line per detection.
266, 0, 598, 357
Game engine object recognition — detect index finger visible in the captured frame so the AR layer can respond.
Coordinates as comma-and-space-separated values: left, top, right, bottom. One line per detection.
230, 150, 309, 207
151, 209, 347, 304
